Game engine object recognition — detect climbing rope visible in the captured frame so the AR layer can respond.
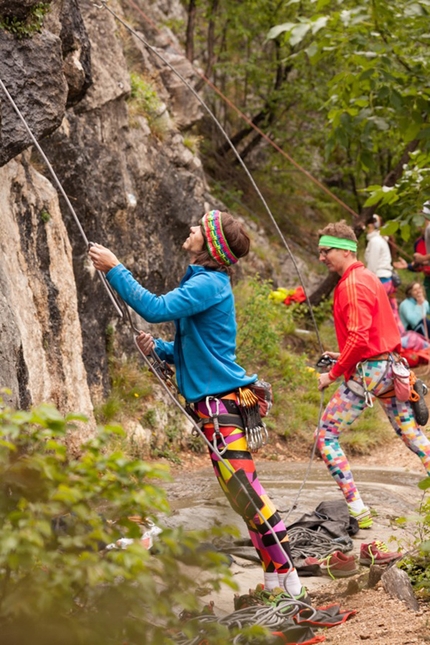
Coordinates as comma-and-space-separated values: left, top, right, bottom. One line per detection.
174, 601, 318, 644
0, 4, 330, 582
94, 0, 324, 356
94, 0, 329, 531
0, 72, 303, 588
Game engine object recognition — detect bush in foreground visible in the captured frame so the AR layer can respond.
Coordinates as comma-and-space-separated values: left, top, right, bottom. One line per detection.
0, 398, 237, 644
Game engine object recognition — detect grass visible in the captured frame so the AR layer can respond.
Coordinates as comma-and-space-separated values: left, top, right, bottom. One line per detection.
126, 71, 170, 138
94, 355, 189, 463
98, 276, 392, 462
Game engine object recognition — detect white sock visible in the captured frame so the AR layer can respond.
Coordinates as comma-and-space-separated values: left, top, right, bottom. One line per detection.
348, 499, 366, 513
278, 568, 302, 596
263, 571, 279, 591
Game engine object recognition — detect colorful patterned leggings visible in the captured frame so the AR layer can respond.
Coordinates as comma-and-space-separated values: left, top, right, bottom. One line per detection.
318, 359, 430, 503
196, 395, 293, 573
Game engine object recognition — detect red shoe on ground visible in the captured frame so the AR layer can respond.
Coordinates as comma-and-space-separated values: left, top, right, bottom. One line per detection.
359, 540, 401, 566
304, 550, 358, 578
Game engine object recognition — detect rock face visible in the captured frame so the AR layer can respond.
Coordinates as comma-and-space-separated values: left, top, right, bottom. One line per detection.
0, 152, 93, 426
0, 0, 210, 425
0, 0, 317, 437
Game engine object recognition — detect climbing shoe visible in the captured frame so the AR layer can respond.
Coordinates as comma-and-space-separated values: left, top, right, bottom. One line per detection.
348, 505, 373, 529
293, 585, 312, 606
260, 585, 311, 609
237, 584, 311, 612
359, 540, 402, 566
305, 550, 358, 579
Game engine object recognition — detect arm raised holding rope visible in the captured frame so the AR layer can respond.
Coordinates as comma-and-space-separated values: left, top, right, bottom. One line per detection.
89, 210, 309, 604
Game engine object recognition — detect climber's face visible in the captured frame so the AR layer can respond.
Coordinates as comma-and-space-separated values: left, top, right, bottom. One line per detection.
183, 225, 205, 259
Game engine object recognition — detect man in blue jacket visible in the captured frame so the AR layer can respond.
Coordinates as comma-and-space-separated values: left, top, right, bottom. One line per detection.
89, 210, 307, 603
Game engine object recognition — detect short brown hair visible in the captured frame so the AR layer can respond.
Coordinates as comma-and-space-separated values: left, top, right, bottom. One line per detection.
194, 212, 250, 271
405, 281, 423, 298
318, 220, 358, 243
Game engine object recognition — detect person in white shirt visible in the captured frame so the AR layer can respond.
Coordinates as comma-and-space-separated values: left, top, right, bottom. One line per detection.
364, 214, 396, 310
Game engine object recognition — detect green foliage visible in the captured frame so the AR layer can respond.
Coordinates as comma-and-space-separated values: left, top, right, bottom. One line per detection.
395, 476, 430, 599
95, 356, 153, 424
267, 0, 430, 219
95, 354, 191, 464
183, 134, 203, 154
291, 297, 333, 328
0, 398, 238, 644
234, 277, 324, 444
0, 3, 50, 39
39, 209, 51, 223
235, 276, 296, 373
127, 71, 169, 137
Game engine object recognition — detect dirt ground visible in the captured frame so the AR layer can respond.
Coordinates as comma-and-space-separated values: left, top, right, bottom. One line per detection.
305, 428, 430, 644
167, 410, 430, 644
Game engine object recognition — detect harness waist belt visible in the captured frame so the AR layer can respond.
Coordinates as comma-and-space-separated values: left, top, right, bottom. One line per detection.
365, 352, 393, 362
200, 413, 244, 429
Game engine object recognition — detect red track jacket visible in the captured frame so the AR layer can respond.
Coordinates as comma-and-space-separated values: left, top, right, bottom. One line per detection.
329, 261, 402, 381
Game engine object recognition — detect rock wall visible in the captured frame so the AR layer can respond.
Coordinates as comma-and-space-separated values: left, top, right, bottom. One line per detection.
0, 0, 214, 420
0, 0, 316, 430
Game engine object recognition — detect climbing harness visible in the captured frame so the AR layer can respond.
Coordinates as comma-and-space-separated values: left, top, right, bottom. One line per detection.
202, 396, 228, 456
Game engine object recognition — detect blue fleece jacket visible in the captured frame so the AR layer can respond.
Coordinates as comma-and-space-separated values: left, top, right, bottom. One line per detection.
106, 263, 256, 402
399, 296, 430, 330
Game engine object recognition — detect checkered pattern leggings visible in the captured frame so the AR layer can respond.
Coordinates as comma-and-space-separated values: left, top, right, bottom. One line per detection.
317, 360, 430, 503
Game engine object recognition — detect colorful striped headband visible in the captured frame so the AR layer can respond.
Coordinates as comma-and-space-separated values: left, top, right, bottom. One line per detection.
201, 210, 238, 266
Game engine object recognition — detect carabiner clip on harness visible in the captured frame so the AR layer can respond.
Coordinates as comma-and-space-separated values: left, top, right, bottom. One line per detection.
205, 396, 228, 456
357, 361, 374, 408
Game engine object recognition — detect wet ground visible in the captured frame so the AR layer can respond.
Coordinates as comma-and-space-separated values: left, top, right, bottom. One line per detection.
161, 459, 426, 615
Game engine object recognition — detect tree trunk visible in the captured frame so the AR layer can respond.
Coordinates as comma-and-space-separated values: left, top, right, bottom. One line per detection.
215, 42, 291, 158
185, 0, 197, 62
194, 0, 219, 91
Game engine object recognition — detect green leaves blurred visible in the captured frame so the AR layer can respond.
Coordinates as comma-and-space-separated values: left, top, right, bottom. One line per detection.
0, 398, 235, 644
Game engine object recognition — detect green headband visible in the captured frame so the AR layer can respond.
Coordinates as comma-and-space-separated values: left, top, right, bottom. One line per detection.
319, 235, 357, 252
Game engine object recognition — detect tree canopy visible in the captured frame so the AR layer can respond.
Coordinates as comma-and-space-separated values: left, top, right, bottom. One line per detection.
182, 0, 430, 239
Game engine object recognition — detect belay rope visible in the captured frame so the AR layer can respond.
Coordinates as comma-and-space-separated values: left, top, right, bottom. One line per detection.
91, 0, 327, 524
94, 0, 324, 357
0, 0, 331, 604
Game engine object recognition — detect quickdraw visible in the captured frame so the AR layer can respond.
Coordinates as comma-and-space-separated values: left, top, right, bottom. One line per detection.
238, 387, 269, 453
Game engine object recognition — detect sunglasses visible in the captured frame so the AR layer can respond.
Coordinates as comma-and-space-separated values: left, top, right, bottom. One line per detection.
318, 247, 336, 258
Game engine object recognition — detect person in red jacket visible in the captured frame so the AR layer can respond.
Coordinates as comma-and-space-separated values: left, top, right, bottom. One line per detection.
317, 221, 430, 529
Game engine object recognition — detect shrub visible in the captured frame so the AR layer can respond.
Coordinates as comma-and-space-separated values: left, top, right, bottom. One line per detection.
0, 397, 236, 644
396, 476, 430, 600
0, 3, 50, 39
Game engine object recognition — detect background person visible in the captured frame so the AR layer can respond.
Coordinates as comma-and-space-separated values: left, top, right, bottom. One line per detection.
89, 210, 306, 601
399, 281, 430, 338
364, 214, 397, 312
394, 201, 430, 301
316, 221, 430, 530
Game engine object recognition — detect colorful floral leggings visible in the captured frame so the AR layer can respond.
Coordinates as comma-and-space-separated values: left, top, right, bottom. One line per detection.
317, 359, 430, 503
195, 395, 293, 573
